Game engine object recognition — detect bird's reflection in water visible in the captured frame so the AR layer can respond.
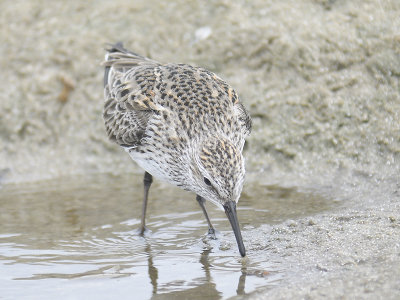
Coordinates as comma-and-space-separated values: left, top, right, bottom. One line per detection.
237, 262, 247, 295
145, 243, 158, 296
144, 244, 248, 299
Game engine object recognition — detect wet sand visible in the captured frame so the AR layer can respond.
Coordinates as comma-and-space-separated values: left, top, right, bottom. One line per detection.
1, 0, 399, 299
247, 172, 400, 299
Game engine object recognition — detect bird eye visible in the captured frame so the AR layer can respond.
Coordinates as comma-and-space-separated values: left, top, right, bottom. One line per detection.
204, 177, 212, 186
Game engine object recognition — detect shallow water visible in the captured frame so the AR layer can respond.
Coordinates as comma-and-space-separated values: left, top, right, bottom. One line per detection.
0, 174, 333, 299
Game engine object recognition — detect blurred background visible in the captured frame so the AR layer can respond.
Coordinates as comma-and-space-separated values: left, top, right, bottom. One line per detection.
0, 0, 399, 184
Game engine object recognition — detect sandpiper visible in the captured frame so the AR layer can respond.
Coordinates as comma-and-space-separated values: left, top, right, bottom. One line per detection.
103, 43, 251, 257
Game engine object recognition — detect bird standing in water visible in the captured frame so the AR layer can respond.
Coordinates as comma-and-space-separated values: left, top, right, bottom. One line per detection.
103, 43, 251, 257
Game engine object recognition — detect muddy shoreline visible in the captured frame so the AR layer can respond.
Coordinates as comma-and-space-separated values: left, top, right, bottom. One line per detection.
244, 170, 400, 299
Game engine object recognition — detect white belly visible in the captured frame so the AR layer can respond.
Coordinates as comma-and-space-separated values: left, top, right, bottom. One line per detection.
126, 149, 171, 183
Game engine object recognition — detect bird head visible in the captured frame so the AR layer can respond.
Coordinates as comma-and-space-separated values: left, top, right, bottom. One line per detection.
188, 137, 247, 257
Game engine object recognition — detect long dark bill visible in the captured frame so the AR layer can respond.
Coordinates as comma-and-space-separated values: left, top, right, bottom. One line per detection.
223, 201, 246, 257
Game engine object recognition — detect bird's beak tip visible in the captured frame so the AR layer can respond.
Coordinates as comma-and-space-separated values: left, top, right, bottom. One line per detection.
223, 200, 246, 257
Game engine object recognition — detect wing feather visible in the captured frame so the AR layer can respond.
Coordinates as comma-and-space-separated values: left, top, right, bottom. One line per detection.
235, 102, 252, 137
103, 43, 160, 147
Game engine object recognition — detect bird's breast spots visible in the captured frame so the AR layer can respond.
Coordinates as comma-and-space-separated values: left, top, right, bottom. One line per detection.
201, 144, 213, 155
125, 102, 134, 110
120, 89, 130, 98
212, 74, 221, 81
211, 89, 219, 98
224, 147, 233, 160
166, 136, 180, 144
200, 155, 212, 167
227, 88, 234, 103
142, 99, 151, 108
116, 103, 126, 112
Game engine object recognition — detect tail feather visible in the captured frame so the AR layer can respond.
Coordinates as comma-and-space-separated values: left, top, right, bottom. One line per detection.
104, 42, 142, 60
103, 42, 158, 87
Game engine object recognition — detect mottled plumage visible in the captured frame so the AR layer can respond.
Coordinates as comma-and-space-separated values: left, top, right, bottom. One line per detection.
103, 43, 251, 256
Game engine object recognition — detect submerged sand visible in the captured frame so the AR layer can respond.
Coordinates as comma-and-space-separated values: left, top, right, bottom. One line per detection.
1, 0, 399, 298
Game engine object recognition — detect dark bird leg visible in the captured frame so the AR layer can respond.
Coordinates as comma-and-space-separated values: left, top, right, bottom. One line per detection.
140, 171, 153, 235
196, 195, 216, 239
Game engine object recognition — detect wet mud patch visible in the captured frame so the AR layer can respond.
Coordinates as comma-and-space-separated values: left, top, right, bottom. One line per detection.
240, 182, 339, 226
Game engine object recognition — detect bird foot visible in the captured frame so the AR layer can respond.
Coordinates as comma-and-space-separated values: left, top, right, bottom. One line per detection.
137, 226, 151, 237
207, 228, 217, 240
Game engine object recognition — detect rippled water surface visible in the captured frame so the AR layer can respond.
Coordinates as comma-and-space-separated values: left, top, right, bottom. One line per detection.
0, 174, 333, 299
